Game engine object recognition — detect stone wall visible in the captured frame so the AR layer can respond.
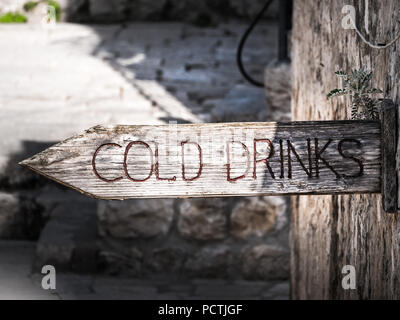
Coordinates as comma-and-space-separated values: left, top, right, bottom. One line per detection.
97, 196, 290, 280
95, 60, 292, 281
0, 0, 279, 24
0, 16, 291, 284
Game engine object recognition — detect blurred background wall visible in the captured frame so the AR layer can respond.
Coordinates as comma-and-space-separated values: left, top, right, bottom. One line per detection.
0, 0, 279, 24
0, 0, 291, 298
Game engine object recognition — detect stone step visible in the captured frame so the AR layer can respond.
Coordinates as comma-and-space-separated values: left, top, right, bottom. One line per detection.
0, 240, 58, 300
34, 187, 99, 273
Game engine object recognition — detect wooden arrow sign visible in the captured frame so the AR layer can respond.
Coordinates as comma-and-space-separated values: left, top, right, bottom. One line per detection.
19, 101, 397, 212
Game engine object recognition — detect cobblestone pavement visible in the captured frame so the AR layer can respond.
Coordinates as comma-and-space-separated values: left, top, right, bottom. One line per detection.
0, 241, 56, 299
0, 241, 288, 300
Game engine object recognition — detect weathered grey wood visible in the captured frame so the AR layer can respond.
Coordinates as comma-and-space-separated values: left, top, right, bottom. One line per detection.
20, 121, 381, 200
380, 100, 398, 213
291, 0, 400, 300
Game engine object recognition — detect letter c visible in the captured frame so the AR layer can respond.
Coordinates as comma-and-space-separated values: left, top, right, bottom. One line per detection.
209, 306, 216, 315
92, 143, 123, 182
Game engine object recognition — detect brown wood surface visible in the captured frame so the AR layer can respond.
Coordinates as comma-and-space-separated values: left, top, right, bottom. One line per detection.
380, 100, 397, 213
20, 121, 381, 200
290, 0, 400, 299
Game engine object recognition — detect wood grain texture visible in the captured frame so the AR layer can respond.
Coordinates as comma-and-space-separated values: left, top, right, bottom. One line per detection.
380, 100, 397, 213
20, 121, 381, 199
290, 0, 400, 300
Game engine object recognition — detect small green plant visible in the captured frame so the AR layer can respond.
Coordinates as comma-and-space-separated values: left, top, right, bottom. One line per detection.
23, 1, 39, 12
23, 0, 61, 21
328, 67, 383, 120
0, 12, 28, 23
47, 0, 61, 21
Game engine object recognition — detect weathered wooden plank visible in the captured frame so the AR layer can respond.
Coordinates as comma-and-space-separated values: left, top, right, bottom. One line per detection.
290, 0, 400, 300
380, 100, 398, 213
19, 121, 381, 199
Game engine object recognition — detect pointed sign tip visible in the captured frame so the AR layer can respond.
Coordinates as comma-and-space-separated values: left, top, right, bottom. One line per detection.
18, 156, 37, 169
18, 155, 103, 200
18, 159, 30, 168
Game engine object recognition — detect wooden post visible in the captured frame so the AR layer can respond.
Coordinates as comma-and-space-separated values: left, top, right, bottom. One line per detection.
291, 0, 400, 299
380, 100, 397, 213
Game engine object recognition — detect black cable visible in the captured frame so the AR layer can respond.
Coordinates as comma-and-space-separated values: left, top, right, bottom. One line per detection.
236, 0, 275, 88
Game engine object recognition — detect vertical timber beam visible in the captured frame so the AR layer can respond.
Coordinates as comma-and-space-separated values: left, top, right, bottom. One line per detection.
290, 0, 400, 300
380, 99, 398, 213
